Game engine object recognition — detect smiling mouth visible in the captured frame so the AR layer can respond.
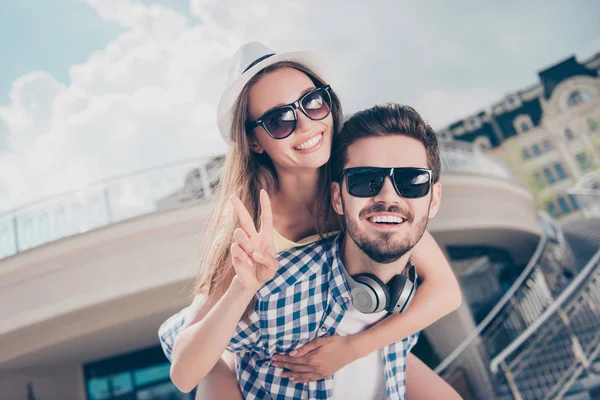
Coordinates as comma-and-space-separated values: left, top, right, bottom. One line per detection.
367, 215, 406, 225
293, 133, 323, 151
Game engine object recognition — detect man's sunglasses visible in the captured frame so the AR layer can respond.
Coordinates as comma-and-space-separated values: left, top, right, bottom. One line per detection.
246, 85, 332, 140
341, 167, 432, 199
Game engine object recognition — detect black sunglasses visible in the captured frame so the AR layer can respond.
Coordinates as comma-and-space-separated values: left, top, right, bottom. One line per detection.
246, 85, 332, 140
342, 167, 432, 199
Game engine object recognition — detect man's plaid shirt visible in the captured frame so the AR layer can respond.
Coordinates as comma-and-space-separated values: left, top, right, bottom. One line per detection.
159, 235, 419, 399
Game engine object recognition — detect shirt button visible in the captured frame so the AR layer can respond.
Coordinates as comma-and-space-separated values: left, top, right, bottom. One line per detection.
343, 297, 350, 303
320, 327, 327, 333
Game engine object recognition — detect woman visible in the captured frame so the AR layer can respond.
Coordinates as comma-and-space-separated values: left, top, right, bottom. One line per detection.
160, 42, 462, 399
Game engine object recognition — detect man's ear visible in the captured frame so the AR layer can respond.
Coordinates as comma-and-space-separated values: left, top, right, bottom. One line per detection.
428, 182, 442, 219
248, 135, 264, 154
331, 181, 344, 215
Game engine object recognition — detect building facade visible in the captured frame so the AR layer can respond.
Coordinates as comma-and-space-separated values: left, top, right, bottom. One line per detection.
439, 52, 600, 223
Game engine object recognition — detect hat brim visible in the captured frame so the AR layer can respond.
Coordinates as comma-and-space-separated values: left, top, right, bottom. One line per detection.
217, 50, 330, 142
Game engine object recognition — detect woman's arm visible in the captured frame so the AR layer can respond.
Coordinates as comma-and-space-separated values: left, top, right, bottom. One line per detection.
271, 230, 462, 381
168, 192, 279, 392
168, 278, 257, 392
158, 296, 243, 400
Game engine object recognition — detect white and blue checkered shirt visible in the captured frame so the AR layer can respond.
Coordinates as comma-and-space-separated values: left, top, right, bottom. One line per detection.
159, 235, 419, 399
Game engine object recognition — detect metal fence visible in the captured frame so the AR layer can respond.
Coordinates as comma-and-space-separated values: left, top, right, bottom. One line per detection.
490, 248, 600, 399
1, 144, 517, 261
439, 141, 517, 182
434, 215, 577, 399
0, 157, 223, 260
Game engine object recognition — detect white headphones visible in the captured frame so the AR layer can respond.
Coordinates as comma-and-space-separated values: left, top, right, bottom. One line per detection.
343, 260, 417, 314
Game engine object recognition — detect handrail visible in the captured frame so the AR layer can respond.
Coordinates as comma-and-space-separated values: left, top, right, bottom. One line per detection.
490, 247, 600, 373
572, 169, 600, 190
0, 156, 216, 217
434, 232, 548, 374
1, 147, 517, 261
0, 156, 223, 260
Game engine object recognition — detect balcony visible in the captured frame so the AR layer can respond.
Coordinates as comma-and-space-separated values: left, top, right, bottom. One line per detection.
433, 141, 541, 266
0, 141, 544, 371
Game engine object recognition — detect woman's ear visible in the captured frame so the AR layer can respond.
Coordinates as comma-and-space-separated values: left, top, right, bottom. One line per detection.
248, 135, 264, 154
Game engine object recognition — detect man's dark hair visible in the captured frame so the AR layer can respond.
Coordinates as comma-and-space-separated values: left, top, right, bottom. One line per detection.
331, 103, 441, 183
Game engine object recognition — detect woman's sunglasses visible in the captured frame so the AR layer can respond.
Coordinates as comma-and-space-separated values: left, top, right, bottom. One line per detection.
246, 85, 332, 140
342, 167, 432, 199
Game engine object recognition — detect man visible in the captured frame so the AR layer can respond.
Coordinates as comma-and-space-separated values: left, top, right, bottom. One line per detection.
160, 103, 457, 399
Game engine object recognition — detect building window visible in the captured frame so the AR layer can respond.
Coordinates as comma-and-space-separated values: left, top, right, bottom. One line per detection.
569, 194, 580, 210
553, 163, 567, 180
547, 202, 558, 217
532, 144, 542, 156
542, 139, 553, 151
84, 346, 192, 400
522, 149, 531, 160
439, 131, 452, 141
88, 372, 134, 399
543, 167, 555, 184
565, 128, 575, 141
557, 196, 570, 214
576, 153, 593, 171
474, 136, 492, 152
567, 90, 590, 108
468, 117, 480, 129
514, 115, 534, 133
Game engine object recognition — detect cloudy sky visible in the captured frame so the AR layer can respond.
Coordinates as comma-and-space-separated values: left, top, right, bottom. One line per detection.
0, 0, 599, 211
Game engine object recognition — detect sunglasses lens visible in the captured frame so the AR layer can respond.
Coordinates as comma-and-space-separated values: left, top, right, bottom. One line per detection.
346, 168, 386, 197
393, 169, 431, 198
301, 88, 331, 120
263, 108, 296, 139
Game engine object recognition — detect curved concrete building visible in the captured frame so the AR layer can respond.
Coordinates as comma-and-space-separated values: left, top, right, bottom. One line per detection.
0, 142, 576, 399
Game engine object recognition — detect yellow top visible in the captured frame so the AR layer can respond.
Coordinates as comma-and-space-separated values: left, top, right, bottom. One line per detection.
273, 229, 338, 253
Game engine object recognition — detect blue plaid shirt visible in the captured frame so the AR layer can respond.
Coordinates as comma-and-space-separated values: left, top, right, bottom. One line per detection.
159, 235, 419, 399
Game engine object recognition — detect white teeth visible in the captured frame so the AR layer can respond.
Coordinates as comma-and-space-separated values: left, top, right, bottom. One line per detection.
294, 134, 322, 150
369, 216, 404, 224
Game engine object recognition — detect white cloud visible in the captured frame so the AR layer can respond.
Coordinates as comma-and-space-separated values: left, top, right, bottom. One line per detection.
0, 0, 598, 211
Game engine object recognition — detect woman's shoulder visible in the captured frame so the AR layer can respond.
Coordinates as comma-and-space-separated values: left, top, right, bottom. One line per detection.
273, 229, 339, 253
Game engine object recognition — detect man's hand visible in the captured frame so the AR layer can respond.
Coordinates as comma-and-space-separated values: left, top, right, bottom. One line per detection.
271, 335, 358, 383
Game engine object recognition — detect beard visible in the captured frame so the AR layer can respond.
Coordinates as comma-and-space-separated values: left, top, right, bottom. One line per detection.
344, 201, 430, 264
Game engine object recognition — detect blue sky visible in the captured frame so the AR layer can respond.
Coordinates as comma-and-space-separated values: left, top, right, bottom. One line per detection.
0, 0, 599, 210
0, 0, 190, 104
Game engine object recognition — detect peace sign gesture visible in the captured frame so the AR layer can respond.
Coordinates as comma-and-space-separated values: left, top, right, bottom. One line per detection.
229, 189, 279, 292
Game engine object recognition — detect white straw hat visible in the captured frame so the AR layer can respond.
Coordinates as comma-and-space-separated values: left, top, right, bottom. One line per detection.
216, 41, 330, 142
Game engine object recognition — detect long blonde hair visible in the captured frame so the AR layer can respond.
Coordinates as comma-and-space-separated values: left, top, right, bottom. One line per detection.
194, 61, 343, 311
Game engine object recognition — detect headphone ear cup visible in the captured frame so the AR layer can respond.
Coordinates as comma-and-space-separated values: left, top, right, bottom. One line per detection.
353, 273, 390, 313
387, 274, 412, 313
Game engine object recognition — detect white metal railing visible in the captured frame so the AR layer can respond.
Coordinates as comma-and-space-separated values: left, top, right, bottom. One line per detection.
0, 157, 224, 260
439, 142, 516, 181
0, 144, 516, 261
434, 214, 577, 399
568, 168, 600, 218
490, 248, 600, 400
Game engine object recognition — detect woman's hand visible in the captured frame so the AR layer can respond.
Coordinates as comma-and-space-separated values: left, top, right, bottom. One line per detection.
271, 335, 358, 383
229, 189, 278, 292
